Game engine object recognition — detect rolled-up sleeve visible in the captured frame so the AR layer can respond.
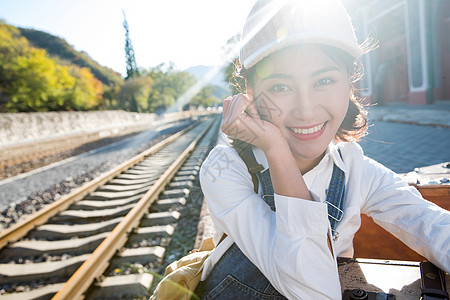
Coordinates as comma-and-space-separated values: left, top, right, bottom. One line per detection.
361, 156, 450, 273
200, 145, 341, 299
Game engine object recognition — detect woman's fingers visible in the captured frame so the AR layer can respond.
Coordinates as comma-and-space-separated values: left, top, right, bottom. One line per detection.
220, 93, 284, 152
222, 96, 232, 117
221, 94, 260, 141
243, 96, 259, 118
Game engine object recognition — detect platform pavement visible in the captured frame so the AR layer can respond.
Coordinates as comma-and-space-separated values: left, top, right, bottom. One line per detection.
194, 102, 450, 248
366, 100, 450, 128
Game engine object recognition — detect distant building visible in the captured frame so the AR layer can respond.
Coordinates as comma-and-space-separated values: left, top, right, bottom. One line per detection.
344, 0, 450, 105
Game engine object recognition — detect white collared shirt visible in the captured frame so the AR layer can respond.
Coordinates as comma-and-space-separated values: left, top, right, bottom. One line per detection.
199, 142, 450, 300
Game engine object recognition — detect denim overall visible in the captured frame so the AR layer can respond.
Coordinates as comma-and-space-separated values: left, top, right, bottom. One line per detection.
196, 149, 345, 299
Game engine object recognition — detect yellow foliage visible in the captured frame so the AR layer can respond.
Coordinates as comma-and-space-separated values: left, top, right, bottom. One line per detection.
0, 23, 105, 111
69, 66, 104, 109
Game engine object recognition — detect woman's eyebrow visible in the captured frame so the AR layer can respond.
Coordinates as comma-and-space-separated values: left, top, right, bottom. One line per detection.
263, 73, 292, 80
310, 66, 340, 77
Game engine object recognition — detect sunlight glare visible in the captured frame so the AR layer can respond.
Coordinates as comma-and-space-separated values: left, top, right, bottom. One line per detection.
167, 0, 289, 112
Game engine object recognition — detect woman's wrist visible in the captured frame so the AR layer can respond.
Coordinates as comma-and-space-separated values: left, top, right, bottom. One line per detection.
259, 132, 288, 157
264, 141, 313, 201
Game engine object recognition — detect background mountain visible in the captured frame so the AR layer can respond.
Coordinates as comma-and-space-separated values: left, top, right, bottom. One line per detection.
17, 29, 229, 99
19, 28, 123, 86
1, 22, 222, 112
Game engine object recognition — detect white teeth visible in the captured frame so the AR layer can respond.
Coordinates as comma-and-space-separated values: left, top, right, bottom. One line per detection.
290, 123, 325, 135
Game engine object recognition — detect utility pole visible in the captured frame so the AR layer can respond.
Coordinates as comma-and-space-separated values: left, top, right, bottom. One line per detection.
123, 10, 139, 80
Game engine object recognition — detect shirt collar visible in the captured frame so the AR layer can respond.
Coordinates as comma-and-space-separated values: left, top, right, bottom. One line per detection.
327, 142, 349, 174
251, 142, 349, 175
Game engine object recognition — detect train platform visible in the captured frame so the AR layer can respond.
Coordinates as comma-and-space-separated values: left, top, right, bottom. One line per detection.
367, 100, 450, 128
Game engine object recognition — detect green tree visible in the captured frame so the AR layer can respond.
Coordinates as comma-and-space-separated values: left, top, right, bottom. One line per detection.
118, 75, 153, 112
4, 47, 73, 111
146, 63, 196, 113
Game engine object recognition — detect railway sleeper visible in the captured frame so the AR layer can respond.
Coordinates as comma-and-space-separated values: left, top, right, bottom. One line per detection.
123, 169, 167, 176
88, 273, 153, 300
28, 217, 124, 239
127, 225, 175, 244
51, 203, 135, 221
115, 173, 160, 180
183, 156, 204, 163
180, 163, 202, 170
0, 253, 90, 284
181, 162, 201, 168
167, 180, 194, 190
1, 232, 109, 257
132, 163, 169, 171
70, 194, 142, 210
97, 179, 156, 192
110, 246, 165, 269
160, 188, 190, 199
171, 174, 196, 183
108, 176, 155, 185
89, 185, 151, 200
0, 282, 65, 300
140, 211, 181, 227
152, 198, 187, 211
176, 169, 199, 177
134, 158, 169, 166
135, 164, 170, 174
125, 166, 171, 175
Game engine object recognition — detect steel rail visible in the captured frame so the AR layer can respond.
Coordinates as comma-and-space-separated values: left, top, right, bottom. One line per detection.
0, 121, 200, 250
52, 117, 215, 300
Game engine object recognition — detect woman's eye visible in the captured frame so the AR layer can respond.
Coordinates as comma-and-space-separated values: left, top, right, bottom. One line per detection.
269, 84, 291, 93
314, 78, 335, 87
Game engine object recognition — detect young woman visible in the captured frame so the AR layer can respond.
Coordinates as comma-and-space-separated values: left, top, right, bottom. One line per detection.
198, 0, 450, 298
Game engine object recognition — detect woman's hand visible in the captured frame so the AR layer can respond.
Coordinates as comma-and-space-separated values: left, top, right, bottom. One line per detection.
221, 93, 284, 153
222, 93, 314, 202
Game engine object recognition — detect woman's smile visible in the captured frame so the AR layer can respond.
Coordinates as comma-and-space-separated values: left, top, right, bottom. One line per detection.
252, 44, 351, 170
287, 122, 328, 141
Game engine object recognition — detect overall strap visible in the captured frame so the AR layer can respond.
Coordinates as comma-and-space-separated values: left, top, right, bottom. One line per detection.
325, 149, 345, 238
234, 143, 264, 194
237, 145, 346, 238
256, 170, 275, 211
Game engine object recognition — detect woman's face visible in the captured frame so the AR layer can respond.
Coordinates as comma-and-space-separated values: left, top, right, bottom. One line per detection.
252, 45, 351, 169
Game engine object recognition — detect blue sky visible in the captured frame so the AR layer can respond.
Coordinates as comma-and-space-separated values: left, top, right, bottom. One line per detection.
0, 0, 256, 76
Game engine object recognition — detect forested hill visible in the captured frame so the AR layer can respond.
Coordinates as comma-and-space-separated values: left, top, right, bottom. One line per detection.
1, 22, 221, 113
19, 28, 122, 86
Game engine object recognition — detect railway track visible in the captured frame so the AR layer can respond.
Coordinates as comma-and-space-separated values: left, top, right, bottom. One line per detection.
0, 114, 221, 299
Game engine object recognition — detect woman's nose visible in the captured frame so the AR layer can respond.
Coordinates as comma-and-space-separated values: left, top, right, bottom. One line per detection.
290, 91, 315, 120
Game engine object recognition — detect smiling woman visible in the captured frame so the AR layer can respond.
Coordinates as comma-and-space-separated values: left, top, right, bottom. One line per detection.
194, 0, 450, 299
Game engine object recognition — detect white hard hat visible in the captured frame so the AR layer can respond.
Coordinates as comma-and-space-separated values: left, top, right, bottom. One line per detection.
240, 0, 362, 69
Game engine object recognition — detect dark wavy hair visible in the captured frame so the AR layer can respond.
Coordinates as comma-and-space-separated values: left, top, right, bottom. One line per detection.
230, 44, 371, 143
